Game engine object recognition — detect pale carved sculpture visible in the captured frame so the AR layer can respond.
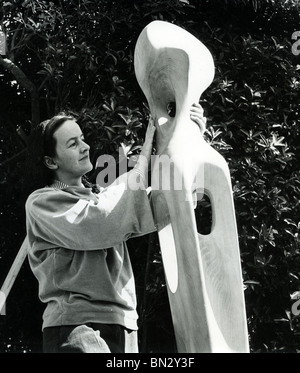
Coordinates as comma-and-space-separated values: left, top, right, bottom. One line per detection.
134, 20, 249, 353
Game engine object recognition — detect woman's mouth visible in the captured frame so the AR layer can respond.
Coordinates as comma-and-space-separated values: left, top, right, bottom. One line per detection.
80, 155, 89, 161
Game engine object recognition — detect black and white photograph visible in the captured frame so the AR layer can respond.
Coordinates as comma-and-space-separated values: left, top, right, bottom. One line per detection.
0, 0, 299, 355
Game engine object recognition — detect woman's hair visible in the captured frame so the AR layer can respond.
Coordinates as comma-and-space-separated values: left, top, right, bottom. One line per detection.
26, 113, 74, 191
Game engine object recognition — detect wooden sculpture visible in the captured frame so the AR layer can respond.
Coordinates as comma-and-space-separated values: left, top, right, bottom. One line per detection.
134, 20, 249, 353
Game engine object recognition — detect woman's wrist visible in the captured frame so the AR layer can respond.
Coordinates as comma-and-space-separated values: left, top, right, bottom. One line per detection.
140, 140, 153, 161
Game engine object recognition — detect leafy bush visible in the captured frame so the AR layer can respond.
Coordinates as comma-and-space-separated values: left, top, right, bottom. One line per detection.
201, 28, 300, 353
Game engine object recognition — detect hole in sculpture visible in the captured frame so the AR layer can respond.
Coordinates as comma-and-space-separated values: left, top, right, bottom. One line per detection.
194, 193, 212, 235
167, 101, 176, 117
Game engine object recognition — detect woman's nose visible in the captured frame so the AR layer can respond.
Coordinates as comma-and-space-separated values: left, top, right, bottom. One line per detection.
81, 140, 90, 151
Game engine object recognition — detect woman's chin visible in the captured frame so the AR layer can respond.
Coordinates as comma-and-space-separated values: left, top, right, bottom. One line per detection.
84, 162, 93, 174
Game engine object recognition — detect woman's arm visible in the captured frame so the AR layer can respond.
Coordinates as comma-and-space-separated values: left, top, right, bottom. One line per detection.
26, 184, 156, 251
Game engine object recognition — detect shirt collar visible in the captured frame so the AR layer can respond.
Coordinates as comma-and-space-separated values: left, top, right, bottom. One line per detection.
49, 180, 70, 190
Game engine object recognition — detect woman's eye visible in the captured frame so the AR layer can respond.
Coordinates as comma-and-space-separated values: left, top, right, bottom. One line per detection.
70, 142, 76, 147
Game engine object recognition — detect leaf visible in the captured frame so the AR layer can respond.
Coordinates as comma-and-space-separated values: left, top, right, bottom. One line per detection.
290, 291, 300, 300
284, 218, 298, 227
102, 104, 111, 112
106, 51, 117, 65
244, 280, 260, 285
118, 113, 131, 125
104, 126, 116, 134
284, 229, 296, 238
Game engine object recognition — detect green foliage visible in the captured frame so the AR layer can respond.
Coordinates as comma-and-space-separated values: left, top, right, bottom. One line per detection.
0, 0, 299, 352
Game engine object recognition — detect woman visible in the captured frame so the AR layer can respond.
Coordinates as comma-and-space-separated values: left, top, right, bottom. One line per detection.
25, 104, 206, 353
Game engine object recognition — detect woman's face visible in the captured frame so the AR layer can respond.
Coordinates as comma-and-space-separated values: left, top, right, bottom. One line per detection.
51, 120, 93, 181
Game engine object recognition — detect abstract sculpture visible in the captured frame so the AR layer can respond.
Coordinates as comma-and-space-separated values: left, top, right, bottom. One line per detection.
134, 20, 249, 353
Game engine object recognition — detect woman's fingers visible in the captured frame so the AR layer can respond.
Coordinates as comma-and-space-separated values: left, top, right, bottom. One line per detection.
145, 115, 156, 142
190, 103, 207, 134
191, 102, 204, 114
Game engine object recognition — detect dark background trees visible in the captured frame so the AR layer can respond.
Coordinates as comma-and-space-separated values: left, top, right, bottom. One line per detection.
0, 0, 299, 352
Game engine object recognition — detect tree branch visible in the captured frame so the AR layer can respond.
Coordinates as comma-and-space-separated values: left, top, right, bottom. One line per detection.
0, 55, 35, 91
0, 55, 40, 127
0, 148, 27, 168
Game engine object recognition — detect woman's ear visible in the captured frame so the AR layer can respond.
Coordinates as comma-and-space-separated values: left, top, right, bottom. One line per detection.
43, 156, 58, 170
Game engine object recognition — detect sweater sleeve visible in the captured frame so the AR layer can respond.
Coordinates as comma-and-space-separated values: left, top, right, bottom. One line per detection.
25, 170, 157, 251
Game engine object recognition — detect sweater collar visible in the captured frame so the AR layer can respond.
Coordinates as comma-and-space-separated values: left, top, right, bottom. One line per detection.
48, 180, 98, 201
49, 180, 70, 190
49, 180, 85, 190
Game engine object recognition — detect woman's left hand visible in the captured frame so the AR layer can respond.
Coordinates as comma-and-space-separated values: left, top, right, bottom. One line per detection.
190, 103, 207, 135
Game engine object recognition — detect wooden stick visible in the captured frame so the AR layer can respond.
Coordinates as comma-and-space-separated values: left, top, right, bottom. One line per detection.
0, 237, 28, 314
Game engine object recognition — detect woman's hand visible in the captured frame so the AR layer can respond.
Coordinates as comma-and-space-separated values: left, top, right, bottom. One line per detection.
190, 103, 207, 135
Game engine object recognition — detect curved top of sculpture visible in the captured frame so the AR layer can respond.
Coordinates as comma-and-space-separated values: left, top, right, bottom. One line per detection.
134, 20, 215, 116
